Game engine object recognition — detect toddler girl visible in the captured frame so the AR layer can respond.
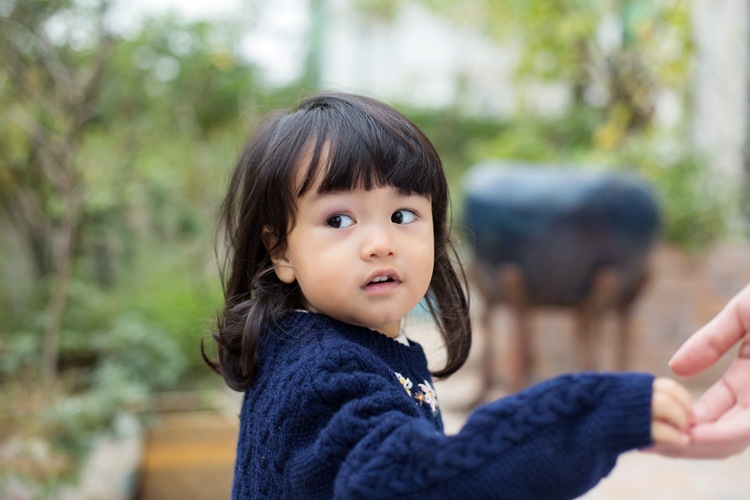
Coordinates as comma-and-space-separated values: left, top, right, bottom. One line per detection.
205, 91, 693, 499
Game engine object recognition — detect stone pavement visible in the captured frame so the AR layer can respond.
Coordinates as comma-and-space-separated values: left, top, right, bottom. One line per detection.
137, 243, 750, 499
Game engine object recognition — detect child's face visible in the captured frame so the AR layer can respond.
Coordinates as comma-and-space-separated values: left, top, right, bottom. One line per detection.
269, 182, 434, 339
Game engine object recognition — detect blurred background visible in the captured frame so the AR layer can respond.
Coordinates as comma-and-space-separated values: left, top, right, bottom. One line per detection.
1, 0, 749, 498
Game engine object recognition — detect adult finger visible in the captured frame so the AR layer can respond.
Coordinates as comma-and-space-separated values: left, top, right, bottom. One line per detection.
684, 422, 750, 458
691, 378, 736, 423
691, 407, 750, 444
648, 440, 745, 459
669, 289, 750, 376
740, 334, 750, 359
647, 408, 750, 459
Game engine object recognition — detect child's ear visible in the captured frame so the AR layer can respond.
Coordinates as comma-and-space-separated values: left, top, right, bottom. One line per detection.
261, 226, 296, 284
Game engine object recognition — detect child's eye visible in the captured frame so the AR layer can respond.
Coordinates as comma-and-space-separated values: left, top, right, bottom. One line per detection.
391, 209, 417, 224
326, 214, 355, 229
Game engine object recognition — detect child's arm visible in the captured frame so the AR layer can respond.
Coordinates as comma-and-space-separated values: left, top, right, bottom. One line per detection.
650, 377, 693, 447
293, 370, 656, 499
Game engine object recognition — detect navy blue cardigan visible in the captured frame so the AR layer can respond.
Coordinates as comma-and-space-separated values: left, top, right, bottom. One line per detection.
232, 312, 653, 499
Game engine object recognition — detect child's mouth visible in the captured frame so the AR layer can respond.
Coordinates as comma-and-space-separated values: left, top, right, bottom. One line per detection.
364, 275, 399, 291
370, 276, 395, 284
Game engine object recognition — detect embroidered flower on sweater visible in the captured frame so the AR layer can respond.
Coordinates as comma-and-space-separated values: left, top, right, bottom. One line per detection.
415, 380, 439, 415
395, 372, 439, 416
395, 372, 413, 396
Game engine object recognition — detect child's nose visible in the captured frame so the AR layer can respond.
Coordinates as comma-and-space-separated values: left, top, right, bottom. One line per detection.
361, 225, 396, 259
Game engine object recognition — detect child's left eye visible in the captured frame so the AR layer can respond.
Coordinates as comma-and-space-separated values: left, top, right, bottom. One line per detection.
391, 209, 417, 224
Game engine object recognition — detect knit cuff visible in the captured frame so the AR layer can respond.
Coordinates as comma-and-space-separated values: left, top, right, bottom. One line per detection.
595, 371, 654, 453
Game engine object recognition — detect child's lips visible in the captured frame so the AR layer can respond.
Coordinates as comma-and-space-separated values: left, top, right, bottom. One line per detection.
363, 279, 400, 293
363, 270, 401, 292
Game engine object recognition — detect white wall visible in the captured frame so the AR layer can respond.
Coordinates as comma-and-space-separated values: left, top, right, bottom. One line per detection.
319, 0, 568, 116
691, 0, 749, 180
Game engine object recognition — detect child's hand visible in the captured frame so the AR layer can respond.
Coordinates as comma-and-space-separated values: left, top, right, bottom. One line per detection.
650, 377, 693, 447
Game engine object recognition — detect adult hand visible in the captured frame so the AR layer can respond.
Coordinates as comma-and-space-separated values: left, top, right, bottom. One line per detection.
665, 284, 750, 458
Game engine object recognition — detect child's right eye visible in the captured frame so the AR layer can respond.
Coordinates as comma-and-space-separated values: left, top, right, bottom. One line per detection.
326, 214, 355, 229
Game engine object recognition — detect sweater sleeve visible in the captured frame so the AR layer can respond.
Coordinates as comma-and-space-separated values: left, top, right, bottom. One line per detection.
285, 356, 653, 500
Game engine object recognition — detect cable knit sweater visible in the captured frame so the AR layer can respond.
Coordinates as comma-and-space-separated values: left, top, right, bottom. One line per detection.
232, 312, 654, 499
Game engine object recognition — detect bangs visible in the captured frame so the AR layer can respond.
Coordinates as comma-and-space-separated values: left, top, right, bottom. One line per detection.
292, 94, 445, 200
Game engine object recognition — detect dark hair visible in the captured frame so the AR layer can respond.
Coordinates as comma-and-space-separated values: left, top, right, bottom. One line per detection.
203, 91, 472, 391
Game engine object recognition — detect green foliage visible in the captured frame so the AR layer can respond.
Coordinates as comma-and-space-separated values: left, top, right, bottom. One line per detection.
110, 241, 223, 378
416, 0, 723, 251
405, 97, 729, 253
654, 158, 728, 252
400, 106, 502, 189
0, 3, 266, 491
422, 0, 693, 141
354, 0, 400, 21
93, 315, 189, 391
613, 140, 729, 253
0, 311, 187, 492
0, 1, 737, 492
469, 108, 604, 163
100, 17, 260, 138
0, 331, 39, 377
3, 310, 189, 409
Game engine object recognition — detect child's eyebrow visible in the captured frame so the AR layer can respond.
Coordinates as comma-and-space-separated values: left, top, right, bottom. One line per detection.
308, 188, 349, 200
309, 187, 432, 202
